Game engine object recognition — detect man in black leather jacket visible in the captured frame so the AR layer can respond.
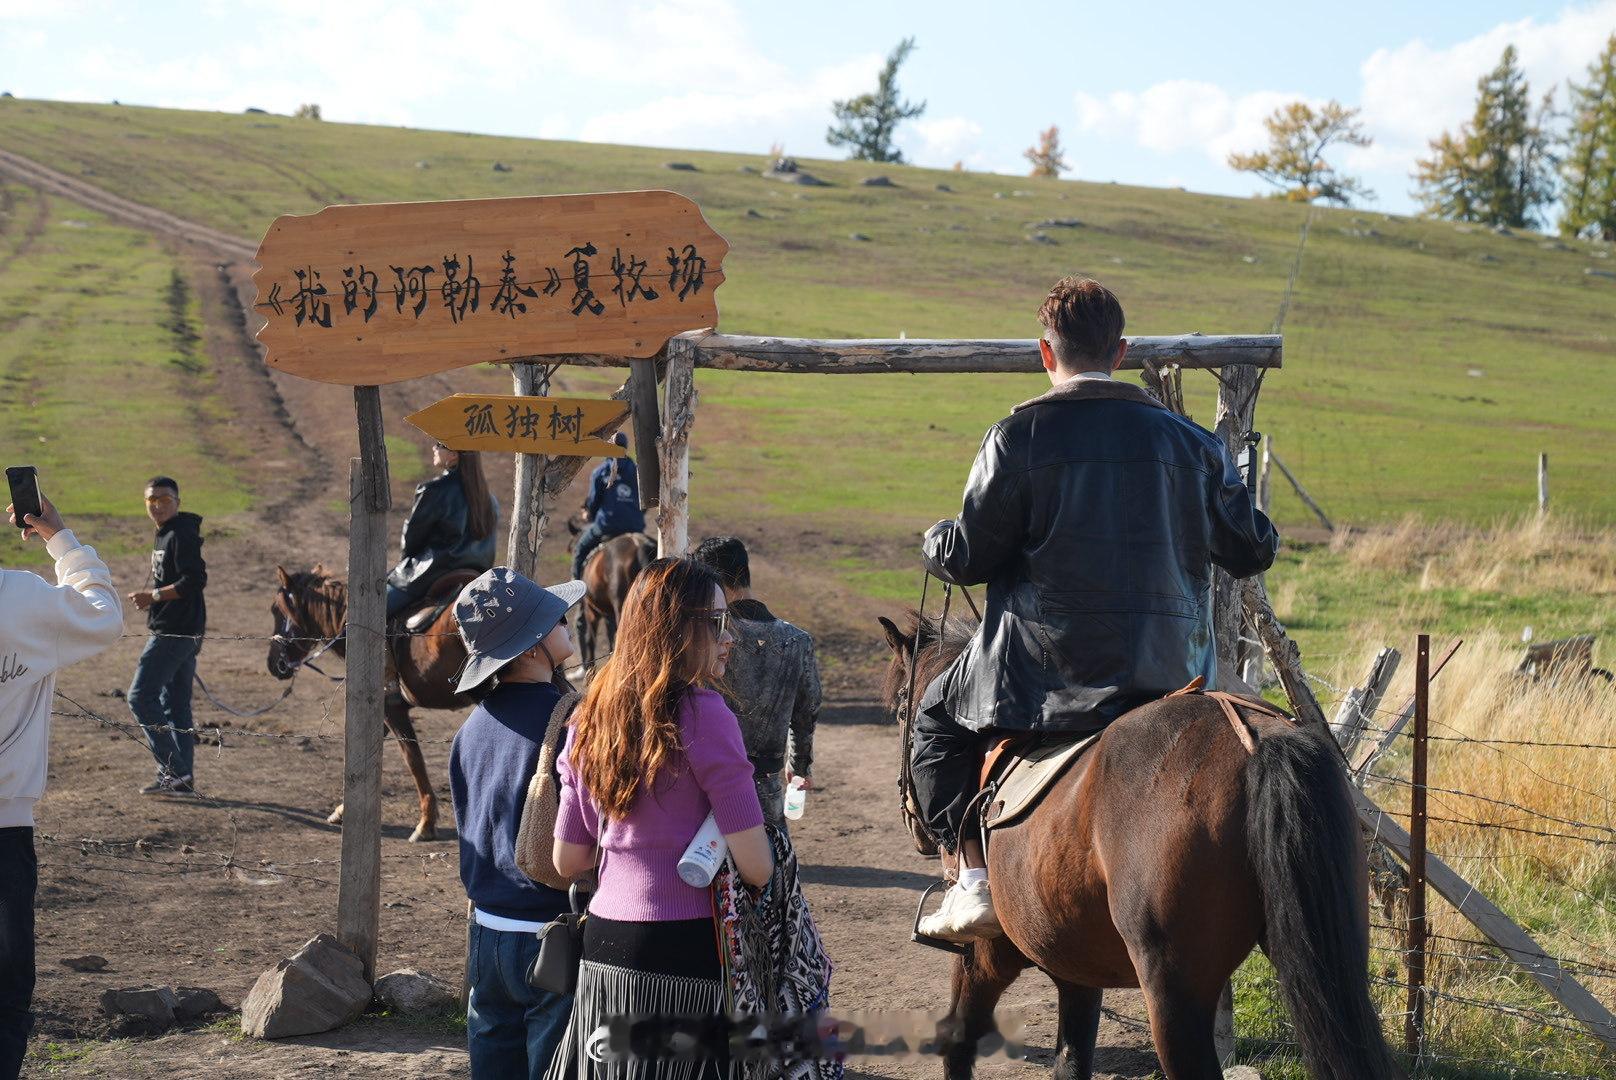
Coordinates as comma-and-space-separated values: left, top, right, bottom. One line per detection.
386, 445, 499, 618
913, 277, 1278, 943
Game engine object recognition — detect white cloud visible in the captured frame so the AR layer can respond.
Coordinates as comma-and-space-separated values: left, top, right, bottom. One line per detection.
910, 115, 983, 166
1075, 80, 1303, 164
1355, 0, 1616, 169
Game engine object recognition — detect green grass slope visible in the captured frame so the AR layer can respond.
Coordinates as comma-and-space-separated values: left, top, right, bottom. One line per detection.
1, 98, 1613, 535
0, 180, 246, 560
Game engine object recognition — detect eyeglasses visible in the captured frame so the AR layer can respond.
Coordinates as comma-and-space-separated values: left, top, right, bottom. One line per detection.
702, 609, 732, 638
144, 494, 175, 506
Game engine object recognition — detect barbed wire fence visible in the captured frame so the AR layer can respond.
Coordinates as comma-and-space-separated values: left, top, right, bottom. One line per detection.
37, 615, 1616, 1074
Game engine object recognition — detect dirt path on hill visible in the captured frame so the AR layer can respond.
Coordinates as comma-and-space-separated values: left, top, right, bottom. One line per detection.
2, 150, 1161, 1079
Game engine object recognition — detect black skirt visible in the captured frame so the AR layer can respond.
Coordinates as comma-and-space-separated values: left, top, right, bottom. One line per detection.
583, 915, 722, 980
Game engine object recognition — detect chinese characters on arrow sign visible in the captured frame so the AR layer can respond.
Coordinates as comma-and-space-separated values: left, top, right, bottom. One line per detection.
263, 244, 711, 328
460, 402, 593, 446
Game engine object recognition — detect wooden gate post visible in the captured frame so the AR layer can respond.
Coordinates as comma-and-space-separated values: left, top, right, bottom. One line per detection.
657, 336, 696, 557
508, 361, 550, 580
1213, 364, 1262, 679
339, 386, 389, 981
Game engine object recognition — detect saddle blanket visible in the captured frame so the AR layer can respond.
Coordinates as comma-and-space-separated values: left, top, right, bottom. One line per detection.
981, 731, 1101, 831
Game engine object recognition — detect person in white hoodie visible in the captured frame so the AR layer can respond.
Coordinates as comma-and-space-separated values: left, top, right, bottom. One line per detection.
0, 494, 122, 1080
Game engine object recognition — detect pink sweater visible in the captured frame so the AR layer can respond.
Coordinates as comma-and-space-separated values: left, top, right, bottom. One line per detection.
556, 687, 764, 921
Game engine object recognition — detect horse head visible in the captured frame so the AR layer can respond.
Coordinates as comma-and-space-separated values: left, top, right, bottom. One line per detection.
268, 564, 345, 680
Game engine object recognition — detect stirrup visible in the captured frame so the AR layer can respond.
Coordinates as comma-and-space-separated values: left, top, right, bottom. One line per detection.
911, 880, 969, 955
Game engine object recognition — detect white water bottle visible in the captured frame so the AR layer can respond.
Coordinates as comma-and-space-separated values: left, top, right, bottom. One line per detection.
783, 777, 808, 821
677, 812, 728, 887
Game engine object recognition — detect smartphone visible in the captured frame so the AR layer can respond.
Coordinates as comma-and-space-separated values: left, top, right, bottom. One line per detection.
6, 465, 41, 531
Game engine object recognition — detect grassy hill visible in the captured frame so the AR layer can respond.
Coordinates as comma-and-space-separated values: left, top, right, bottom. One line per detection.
2, 97, 1613, 539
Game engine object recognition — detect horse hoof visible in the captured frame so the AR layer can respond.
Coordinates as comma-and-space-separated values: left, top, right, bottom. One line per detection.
408, 826, 435, 843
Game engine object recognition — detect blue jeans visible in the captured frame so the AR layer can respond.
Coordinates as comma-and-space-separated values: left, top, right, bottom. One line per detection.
128, 634, 202, 779
467, 920, 573, 1080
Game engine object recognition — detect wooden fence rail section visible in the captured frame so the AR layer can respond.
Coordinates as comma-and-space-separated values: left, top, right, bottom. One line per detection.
560, 332, 1281, 374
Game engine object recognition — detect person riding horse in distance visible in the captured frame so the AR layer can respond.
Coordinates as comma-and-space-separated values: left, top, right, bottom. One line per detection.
570, 432, 644, 582
385, 443, 498, 620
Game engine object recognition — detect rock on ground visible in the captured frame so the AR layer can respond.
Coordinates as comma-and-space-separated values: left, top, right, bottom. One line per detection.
99, 986, 177, 1036
241, 933, 371, 1040
374, 969, 458, 1017
173, 986, 225, 1023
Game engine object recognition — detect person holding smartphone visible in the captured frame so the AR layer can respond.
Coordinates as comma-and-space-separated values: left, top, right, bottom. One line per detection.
126, 476, 208, 796
1, 485, 123, 1080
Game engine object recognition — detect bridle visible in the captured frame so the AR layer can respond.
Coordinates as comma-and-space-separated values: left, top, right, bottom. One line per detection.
271, 582, 345, 682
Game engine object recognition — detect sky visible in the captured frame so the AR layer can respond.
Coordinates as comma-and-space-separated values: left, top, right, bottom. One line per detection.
2, 0, 1613, 217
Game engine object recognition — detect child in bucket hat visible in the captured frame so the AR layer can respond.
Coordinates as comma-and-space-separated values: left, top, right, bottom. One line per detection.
447, 566, 584, 1079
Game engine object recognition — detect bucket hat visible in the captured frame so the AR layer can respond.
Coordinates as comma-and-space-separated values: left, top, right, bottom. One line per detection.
454, 567, 585, 693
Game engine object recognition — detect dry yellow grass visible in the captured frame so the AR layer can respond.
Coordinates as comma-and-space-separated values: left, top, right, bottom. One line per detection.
1330, 513, 1616, 597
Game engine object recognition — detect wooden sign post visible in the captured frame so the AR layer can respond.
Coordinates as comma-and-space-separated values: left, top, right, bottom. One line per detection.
405, 394, 629, 457
252, 191, 727, 384
252, 191, 728, 985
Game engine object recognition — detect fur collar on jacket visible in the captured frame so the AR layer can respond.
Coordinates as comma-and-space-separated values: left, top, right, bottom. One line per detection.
1013, 375, 1167, 413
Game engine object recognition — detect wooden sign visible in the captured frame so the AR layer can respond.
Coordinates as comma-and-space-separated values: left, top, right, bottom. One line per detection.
406, 394, 628, 457
252, 191, 727, 385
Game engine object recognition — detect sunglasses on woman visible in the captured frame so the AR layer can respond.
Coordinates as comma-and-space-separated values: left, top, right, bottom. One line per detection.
702, 609, 732, 638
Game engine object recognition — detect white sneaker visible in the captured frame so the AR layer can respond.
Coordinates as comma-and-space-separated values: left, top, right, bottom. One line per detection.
917, 880, 1002, 943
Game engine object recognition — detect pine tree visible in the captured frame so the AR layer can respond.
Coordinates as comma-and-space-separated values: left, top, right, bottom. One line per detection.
1560, 33, 1616, 240
1227, 100, 1373, 205
1414, 45, 1555, 228
826, 38, 926, 163
1024, 125, 1069, 178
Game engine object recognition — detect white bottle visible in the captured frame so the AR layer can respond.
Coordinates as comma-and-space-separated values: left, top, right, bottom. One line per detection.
677, 812, 728, 887
783, 777, 808, 821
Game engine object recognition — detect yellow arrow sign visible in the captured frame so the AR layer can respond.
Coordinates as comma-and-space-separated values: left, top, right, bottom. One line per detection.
405, 395, 629, 457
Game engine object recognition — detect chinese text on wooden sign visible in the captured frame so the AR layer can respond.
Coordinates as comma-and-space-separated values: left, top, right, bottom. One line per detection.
252, 191, 728, 385
405, 395, 628, 458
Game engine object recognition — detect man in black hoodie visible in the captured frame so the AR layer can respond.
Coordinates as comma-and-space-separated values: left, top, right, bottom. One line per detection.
126, 476, 207, 796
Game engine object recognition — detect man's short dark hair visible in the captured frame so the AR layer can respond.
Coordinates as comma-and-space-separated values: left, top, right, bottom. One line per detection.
613, 431, 629, 449
146, 476, 179, 495
1037, 277, 1126, 370
691, 536, 750, 590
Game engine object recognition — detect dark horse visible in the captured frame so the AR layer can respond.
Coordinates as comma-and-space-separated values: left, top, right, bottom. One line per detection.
878, 611, 1399, 1080
567, 514, 656, 669
267, 564, 474, 842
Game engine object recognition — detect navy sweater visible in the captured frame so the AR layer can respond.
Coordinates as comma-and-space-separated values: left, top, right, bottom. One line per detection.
449, 681, 570, 923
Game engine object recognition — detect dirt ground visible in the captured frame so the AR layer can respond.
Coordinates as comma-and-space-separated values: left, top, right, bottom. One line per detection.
9, 155, 1161, 1079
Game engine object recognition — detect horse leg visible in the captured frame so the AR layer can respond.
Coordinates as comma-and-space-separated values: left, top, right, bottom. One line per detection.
1134, 966, 1223, 1080
941, 934, 1025, 1080
384, 692, 438, 843
1050, 979, 1103, 1080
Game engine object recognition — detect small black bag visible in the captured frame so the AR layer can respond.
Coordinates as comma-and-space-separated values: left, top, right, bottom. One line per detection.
528, 883, 589, 995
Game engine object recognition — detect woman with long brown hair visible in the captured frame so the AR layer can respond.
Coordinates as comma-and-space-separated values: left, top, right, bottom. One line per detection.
385, 443, 499, 618
551, 557, 771, 1080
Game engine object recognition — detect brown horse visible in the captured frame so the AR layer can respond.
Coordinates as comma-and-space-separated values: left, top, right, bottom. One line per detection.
878, 611, 1399, 1080
567, 515, 656, 669
267, 564, 474, 843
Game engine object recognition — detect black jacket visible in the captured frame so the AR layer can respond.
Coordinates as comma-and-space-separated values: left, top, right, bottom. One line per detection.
148, 512, 207, 636
919, 377, 1278, 736
386, 467, 498, 604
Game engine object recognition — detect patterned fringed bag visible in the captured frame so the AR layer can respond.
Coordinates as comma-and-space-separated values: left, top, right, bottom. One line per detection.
713, 827, 841, 1080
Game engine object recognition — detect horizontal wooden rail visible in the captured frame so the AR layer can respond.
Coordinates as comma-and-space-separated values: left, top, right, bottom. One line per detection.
555, 331, 1281, 375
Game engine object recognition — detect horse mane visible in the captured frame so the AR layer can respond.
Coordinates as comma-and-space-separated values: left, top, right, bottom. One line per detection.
288, 567, 348, 637
878, 607, 979, 714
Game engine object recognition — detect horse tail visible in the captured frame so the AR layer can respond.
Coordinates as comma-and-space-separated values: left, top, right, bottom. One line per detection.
1245, 723, 1401, 1080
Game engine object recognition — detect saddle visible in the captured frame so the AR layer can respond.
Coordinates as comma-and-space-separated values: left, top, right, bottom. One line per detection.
401, 569, 481, 634
973, 677, 1295, 835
